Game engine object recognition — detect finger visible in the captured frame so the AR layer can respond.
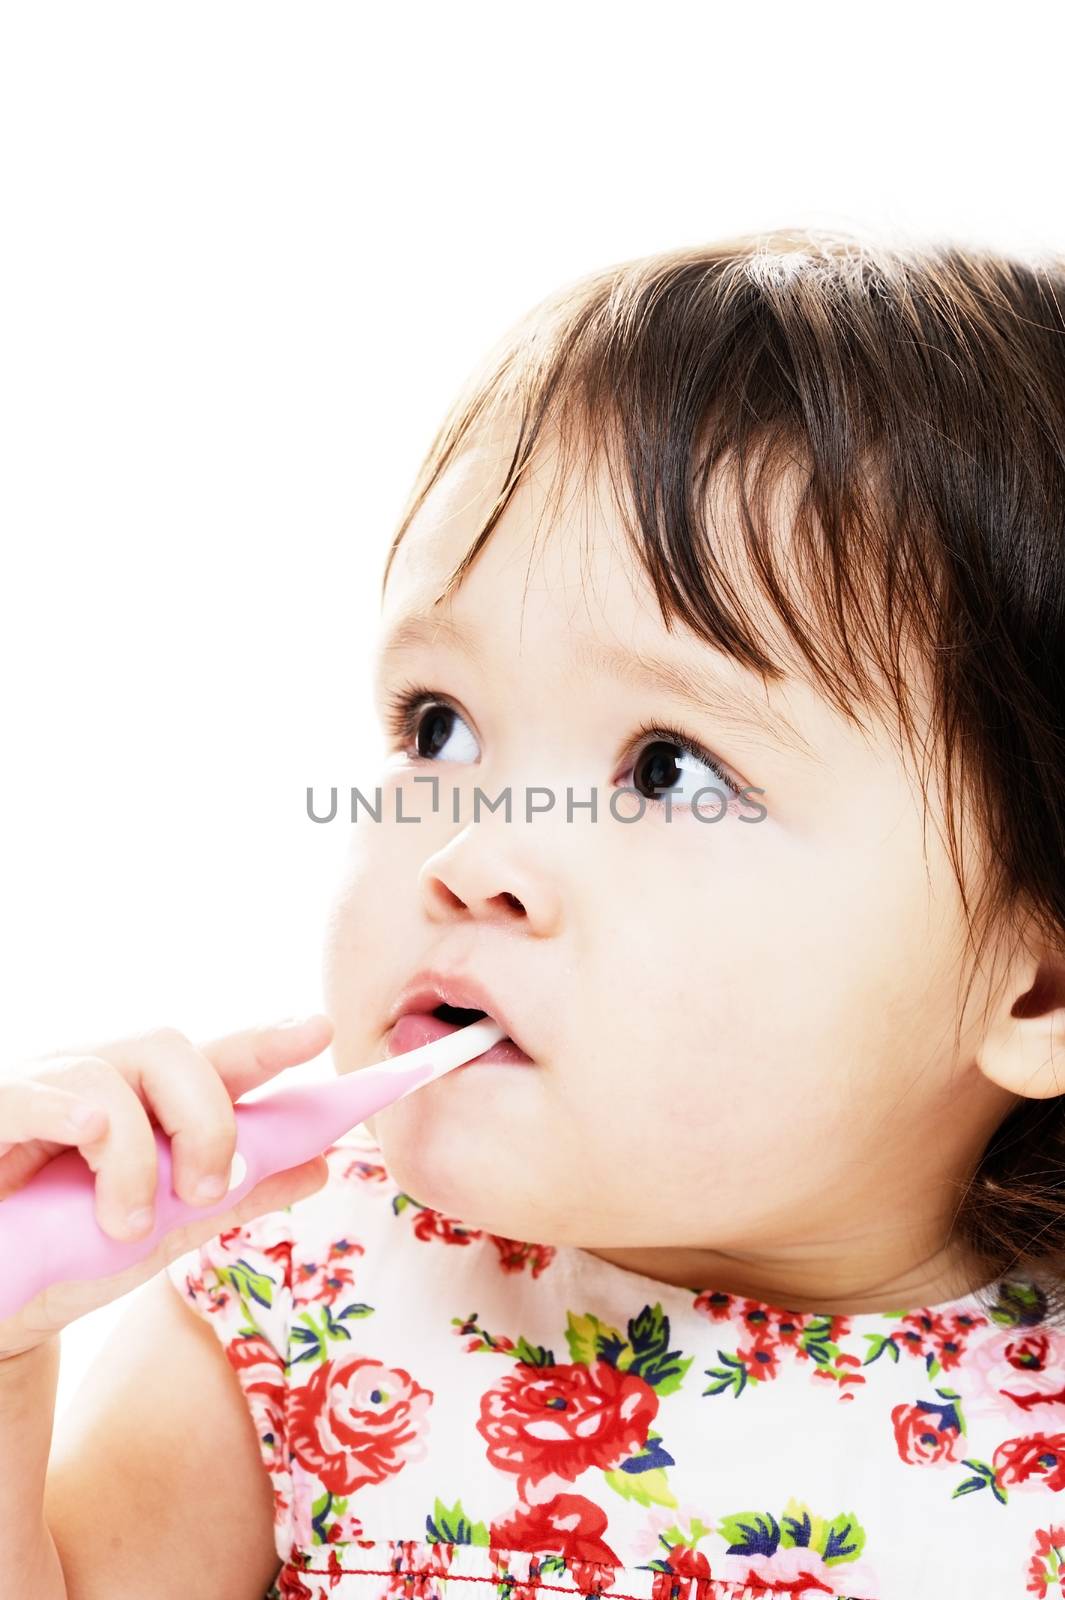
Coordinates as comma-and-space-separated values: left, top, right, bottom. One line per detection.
0, 1080, 109, 1151
196, 1013, 335, 1098
97, 1020, 333, 1207
0, 1080, 109, 1203
46, 1015, 334, 1105
100, 1015, 335, 1105
1, 1158, 333, 1355
104, 1029, 242, 1211
55, 1058, 162, 1241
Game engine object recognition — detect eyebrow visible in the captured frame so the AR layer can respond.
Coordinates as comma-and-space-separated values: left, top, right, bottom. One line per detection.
376, 612, 819, 762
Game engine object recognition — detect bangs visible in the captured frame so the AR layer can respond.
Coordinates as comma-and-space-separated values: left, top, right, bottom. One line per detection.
382, 235, 957, 777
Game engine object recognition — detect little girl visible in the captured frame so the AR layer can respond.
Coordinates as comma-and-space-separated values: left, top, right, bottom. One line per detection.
5, 228, 1065, 1600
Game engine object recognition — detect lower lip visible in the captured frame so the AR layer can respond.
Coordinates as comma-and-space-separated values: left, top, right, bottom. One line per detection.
386, 1011, 534, 1066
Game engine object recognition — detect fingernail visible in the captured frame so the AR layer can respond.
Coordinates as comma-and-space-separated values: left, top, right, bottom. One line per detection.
274, 1014, 321, 1031
125, 1207, 154, 1235
193, 1174, 228, 1204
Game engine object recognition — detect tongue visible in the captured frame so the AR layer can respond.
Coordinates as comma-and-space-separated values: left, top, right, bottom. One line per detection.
387, 1010, 508, 1058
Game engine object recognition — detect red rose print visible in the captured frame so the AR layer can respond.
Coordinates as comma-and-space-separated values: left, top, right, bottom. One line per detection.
226, 1334, 288, 1467
891, 1400, 962, 1465
289, 1354, 433, 1494
228, 1330, 284, 1388
892, 1309, 952, 1363
478, 1358, 658, 1486
650, 1544, 713, 1600
693, 1288, 816, 1343
1007, 1330, 1052, 1374
384, 1538, 456, 1600
345, 1155, 389, 1184
412, 1207, 482, 1246
1000, 1332, 1065, 1409
293, 1248, 363, 1308
994, 1432, 1065, 1491
489, 1236, 557, 1278
277, 1561, 314, 1600
491, 1491, 621, 1571
214, 1227, 294, 1291
1030, 1525, 1065, 1595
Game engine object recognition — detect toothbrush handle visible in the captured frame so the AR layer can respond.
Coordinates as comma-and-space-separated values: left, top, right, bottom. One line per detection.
0, 1018, 505, 1323
0, 1056, 428, 1318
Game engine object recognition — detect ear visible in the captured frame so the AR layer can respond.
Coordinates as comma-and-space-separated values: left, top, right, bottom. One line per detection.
976, 939, 1065, 1100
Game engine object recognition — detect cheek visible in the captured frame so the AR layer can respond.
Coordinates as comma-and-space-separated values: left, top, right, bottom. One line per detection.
321, 852, 402, 1071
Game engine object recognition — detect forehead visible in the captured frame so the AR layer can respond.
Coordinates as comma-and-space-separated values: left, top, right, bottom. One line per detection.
374, 436, 855, 770
379, 432, 802, 672
382, 441, 625, 637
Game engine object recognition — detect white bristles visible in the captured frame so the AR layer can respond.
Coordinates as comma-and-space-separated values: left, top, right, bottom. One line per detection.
381, 1016, 507, 1081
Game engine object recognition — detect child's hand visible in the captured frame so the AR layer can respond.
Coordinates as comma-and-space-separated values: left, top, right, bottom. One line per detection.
0, 1016, 333, 1359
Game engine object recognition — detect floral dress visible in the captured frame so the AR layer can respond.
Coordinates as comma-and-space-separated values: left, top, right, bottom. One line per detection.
165, 1125, 1065, 1600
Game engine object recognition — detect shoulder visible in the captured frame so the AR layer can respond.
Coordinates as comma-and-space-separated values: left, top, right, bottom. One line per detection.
161, 1125, 406, 1558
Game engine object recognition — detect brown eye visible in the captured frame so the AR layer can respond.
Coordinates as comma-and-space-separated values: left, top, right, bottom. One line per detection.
384, 685, 479, 764
624, 729, 741, 804
632, 740, 684, 799
413, 703, 456, 758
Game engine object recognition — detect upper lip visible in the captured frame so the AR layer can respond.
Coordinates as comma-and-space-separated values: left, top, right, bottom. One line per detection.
387, 968, 532, 1058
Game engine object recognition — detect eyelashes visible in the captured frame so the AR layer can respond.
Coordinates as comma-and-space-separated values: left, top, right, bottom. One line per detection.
382, 680, 463, 750
622, 715, 743, 800
380, 677, 744, 800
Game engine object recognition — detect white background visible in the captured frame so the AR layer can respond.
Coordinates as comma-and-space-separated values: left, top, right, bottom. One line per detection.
1, 3, 1061, 1424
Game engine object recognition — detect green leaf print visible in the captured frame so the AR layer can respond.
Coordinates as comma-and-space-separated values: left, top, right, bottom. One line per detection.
513, 1335, 556, 1367
310, 1489, 351, 1546
565, 1310, 627, 1366
862, 1331, 901, 1365
604, 1463, 679, 1509
463, 1304, 692, 1394
794, 1506, 865, 1566
951, 1458, 1008, 1504
625, 1304, 693, 1394
337, 1302, 375, 1322
717, 1501, 866, 1567
702, 1349, 750, 1398
604, 1430, 679, 1507
426, 1497, 491, 1546
289, 1300, 374, 1367
655, 1517, 711, 1551
217, 1258, 276, 1313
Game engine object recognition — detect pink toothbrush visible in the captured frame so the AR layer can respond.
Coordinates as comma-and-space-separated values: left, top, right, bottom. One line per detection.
0, 1016, 505, 1321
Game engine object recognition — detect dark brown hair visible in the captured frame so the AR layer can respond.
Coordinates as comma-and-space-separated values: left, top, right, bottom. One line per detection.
380, 227, 1065, 1328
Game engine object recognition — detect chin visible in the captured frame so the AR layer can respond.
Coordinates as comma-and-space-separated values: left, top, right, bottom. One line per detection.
371, 1101, 554, 1242
372, 1096, 467, 1202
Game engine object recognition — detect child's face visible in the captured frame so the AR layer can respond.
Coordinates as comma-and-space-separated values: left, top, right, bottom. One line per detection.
322, 434, 1018, 1311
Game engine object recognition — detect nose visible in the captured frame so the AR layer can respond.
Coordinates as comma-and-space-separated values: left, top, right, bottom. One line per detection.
417, 830, 563, 935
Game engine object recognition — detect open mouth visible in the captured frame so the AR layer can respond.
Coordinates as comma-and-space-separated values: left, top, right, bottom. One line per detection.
432, 1002, 493, 1029
385, 1002, 533, 1066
